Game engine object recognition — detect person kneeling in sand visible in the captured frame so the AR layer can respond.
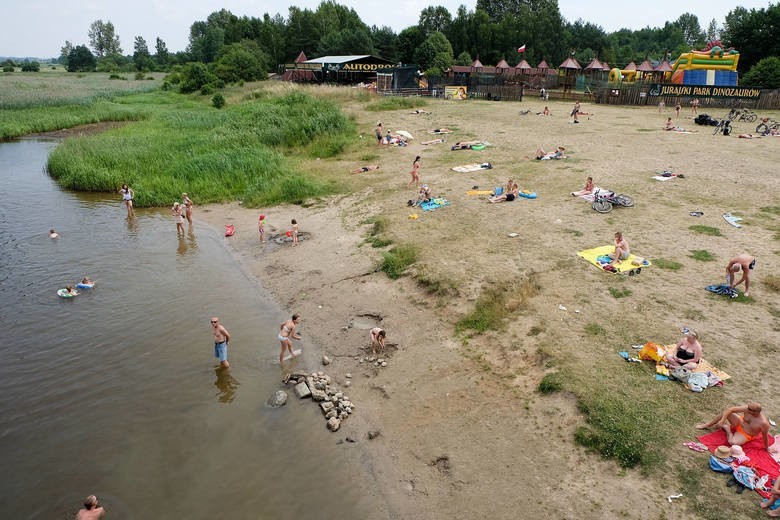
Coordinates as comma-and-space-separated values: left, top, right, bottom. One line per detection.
696, 402, 771, 450
351, 165, 380, 174
571, 176, 594, 197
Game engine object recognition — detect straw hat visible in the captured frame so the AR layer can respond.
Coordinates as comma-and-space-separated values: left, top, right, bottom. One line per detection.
730, 445, 746, 458
714, 445, 731, 459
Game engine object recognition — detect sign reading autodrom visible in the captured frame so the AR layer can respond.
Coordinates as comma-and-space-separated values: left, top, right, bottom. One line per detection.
339, 63, 394, 71
648, 84, 761, 99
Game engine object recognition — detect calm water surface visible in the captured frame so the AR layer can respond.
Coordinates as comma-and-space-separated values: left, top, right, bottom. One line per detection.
0, 140, 370, 519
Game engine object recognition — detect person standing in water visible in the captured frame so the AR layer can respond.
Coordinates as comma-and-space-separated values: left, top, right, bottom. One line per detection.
120, 184, 134, 217
182, 193, 194, 225
211, 317, 231, 369
172, 202, 185, 235
76, 495, 105, 519
278, 314, 302, 363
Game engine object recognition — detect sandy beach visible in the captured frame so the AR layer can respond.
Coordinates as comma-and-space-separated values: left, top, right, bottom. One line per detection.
198, 93, 779, 519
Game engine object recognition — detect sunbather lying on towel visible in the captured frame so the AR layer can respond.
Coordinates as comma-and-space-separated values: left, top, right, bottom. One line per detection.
422, 138, 446, 145
489, 183, 519, 203
451, 140, 483, 150
410, 109, 431, 114
534, 147, 566, 160
429, 128, 452, 134
351, 165, 380, 174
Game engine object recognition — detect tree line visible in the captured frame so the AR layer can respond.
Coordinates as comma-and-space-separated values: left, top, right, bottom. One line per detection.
42, 1, 780, 89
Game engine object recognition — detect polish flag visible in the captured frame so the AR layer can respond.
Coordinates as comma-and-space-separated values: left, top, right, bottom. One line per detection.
517, 44, 526, 53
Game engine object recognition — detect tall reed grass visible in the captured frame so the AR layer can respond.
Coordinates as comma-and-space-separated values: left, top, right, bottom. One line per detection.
47, 90, 354, 207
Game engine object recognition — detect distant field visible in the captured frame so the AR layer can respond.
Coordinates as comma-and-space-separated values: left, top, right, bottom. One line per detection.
0, 69, 165, 109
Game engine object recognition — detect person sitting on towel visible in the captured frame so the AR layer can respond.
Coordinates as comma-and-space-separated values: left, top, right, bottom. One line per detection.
696, 402, 771, 450
489, 183, 519, 203
571, 176, 594, 197
608, 231, 630, 265
664, 329, 702, 369
451, 140, 481, 150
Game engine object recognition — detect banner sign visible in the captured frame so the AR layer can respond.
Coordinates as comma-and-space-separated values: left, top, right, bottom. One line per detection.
648, 84, 761, 99
339, 63, 394, 71
444, 86, 468, 100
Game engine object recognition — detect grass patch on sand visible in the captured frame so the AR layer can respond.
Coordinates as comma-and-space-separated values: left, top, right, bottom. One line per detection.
584, 323, 606, 335
365, 216, 393, 247
690, 249, 716, 262
689, 225, 722, 236
46, 89, 353, 207
537, 372, 564, 394
609, 287, 632, 298
762, 274, 780, 293
379, 244, 418, 279
759, 206, 780, 216
456, 275, 539, 334
414, 266, 459, 296
653, 258, 683, 270
365, 96, 427, 112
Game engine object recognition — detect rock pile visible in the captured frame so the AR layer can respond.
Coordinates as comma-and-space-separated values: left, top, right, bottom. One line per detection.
284, 371, 355, 432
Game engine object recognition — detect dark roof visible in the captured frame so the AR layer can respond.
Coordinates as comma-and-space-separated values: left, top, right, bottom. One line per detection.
496, 59, 510, 69
636, 59, 655, 72
515, 59, 531, 69
471, 58, 483, 68
294, 51, 307, 63
559, 57, 582, 69
624, 61, 637, 71
654, 60, 673, 72
536, 59, 550, 69
584, 57, 604, 70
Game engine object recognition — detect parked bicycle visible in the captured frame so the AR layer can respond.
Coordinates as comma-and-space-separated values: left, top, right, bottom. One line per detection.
756, 118, 780, 135
713, 119, 732, 135
726, 108, 757, 123
592, 189, 634, 213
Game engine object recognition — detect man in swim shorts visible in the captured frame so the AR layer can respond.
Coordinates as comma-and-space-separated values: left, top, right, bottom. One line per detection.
211, 316, 231, 368
726, 253, 756, 297
608, 231, 630, 265
696, 402, 771, 450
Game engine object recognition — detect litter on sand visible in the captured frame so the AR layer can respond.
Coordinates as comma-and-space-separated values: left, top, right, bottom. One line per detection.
507, 232, 519, 238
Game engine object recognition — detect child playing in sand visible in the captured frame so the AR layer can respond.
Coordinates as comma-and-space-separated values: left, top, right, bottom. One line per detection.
258, 214, 266, 242
370, 327, 386, 355
291, 219, 299, 246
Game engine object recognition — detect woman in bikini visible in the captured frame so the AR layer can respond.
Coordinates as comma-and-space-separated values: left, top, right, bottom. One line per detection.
664, 329, 702, 369
278, 314, 302, 363
407, 156, 421, 189
571, 176, 594, 197
182, 193, 194, 225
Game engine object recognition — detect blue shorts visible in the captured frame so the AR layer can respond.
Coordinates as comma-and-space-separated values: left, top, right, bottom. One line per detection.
214, 341, 227, 362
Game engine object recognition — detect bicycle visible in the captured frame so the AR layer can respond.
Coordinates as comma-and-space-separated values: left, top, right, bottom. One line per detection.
713, 119, 731, 135
592, 189, 634, 213
756, 118, 780, 135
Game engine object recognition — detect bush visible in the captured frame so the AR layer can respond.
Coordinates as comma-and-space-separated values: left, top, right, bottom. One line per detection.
379, 244, 418, 279
21, 61, 40, 72
2, 65, 13, 73
212, 93, 225, 109
135, 71, 145, 80
200, 84, 214, 95
538, 373, 564, 394
108, 74, 126, 80
741, 56, 780, 89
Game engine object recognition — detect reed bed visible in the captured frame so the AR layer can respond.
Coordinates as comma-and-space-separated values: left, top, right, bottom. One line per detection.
47, 90, 353, 207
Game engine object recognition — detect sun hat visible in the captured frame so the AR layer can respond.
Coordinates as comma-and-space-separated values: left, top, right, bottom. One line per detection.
730, 445, 746, 458
714, 445, 732, 459
259, 214, 265, 220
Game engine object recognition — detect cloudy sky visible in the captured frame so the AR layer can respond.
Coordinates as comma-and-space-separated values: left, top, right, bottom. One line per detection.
1, 0, 772, 58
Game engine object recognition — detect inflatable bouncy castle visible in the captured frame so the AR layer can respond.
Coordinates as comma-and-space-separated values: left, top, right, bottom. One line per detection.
670, 40, 739, 86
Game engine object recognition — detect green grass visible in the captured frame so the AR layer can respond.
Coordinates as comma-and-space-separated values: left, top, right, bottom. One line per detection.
653, 258, 683, 270
689, 249, 716, 262
689, 225, 722, 236
608, 287, 632, 298
365, 216, 392, 247
414, 267, 458, 296
760, 206, 780, 215
537, 372, 564, 394
456, 277, 539, 334
584, 323, 606, 335
379, 244, 418, 279
365, 96, 427, 112
45, 89, 353, 207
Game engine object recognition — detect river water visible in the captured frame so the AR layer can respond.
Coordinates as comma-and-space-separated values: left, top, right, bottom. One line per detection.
0, 140, 370, 519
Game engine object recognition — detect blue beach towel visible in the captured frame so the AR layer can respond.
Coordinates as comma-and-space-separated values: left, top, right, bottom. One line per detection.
705, 284, 739, 298
420, 198, 450, 211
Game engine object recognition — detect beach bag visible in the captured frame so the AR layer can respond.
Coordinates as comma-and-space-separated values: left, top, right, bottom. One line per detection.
709, 455, 733, 473
638, 342, 664, 362
670, 367, 691, 383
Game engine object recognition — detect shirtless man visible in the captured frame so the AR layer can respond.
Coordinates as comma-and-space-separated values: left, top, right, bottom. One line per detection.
608, 231, 630, 265
77, 495, 105, 519
211, 317, 231, 369
696, 402, 771, 450
726, 253, 756, 297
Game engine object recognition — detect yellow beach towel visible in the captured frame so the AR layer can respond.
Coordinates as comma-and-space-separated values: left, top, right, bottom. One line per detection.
577, 245, 651, 274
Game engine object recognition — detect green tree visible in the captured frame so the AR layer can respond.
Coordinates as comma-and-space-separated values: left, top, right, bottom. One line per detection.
414, 31, 453, 76
284, 6, 321, 58
179, 62, 220, 93
133, 36, 152, 71
318, 28, 373, 56
67, 45, 96, 72
257, 14, 286, 68
155, 37, 170, 68
188, 21, 225, 63
705, 19, 721, 43
674, 13, 704, 48
419, 6, 452, 36
723, 4, 780, 73
88, 20, 122, 58
455, 51, 472, 66
370, 25, 398, 62
59, 41, 73, 67
741, 56, 780, 88
213, 40, 269, 83
397, 26, 425, 64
